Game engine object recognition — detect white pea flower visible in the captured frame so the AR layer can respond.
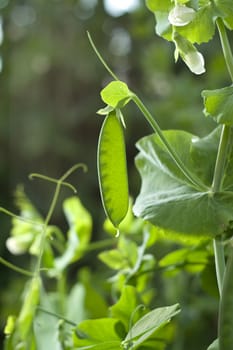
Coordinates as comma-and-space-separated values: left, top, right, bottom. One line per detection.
173, 33, 206, 75
168, 4, 195, 26
6, 234, 32, 255
182, 50, 205, 75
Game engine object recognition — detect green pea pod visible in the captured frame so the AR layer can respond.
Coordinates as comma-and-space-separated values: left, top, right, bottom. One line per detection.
97, 111, 129, 228
219, 248, 233, 350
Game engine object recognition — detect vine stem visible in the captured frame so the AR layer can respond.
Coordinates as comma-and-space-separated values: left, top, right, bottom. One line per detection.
33, 163, 87, 277
212, 19, 233, 296
88, 31, 208, 192
131, 94, 208, 191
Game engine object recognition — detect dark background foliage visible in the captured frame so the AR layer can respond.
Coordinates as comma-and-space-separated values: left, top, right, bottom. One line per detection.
0, 0, 231, 348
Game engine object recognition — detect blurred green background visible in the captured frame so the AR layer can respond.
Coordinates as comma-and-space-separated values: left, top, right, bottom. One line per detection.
0, 0, 231, 348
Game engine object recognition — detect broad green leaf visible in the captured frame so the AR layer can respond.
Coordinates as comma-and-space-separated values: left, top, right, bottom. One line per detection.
100, 81, 132, 109
54, 196, 92, 272
110, 286, 142, 330
207, 338, 219, 349
146, 0, 172, 12
74, 318, 124, 348
133, 128, 233, 238
123, 304, 180, 348
97, 111, 129, 228
202, 86, 233, 125
176, 4, 216, 44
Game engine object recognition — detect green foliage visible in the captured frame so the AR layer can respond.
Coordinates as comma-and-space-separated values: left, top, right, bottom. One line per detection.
133, 128, 233, 237
74, 286, 180, 350
3, 1, 233, 349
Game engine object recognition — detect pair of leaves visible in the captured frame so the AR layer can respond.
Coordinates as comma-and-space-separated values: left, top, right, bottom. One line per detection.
74, 285, 180, 349
133, 126, 233, 238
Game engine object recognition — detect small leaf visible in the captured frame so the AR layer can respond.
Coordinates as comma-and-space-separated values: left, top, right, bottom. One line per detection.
110, 286, 142, 330
100, 81, 132, 109
74, 318, 124, 348
98, 249, 128, 270
123, 304, 180, 348
97, 111, 129, 228
97, 105, 114, 115
202, 85, 233, 125
4, 316, 16, 335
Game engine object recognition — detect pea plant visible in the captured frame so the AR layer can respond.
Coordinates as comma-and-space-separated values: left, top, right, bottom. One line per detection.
2, 0, 233, 349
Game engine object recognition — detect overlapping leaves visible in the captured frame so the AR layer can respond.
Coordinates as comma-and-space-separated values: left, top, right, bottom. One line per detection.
74, 285, 180, 350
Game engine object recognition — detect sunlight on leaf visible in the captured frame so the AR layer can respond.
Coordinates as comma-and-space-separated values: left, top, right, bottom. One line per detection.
100, 81, 132, 108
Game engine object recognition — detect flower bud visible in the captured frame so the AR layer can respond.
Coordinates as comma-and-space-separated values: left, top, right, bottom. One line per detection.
168, 4, 195, 26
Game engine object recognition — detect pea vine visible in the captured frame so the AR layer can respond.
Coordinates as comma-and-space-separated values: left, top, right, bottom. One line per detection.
2, 1, 233, 350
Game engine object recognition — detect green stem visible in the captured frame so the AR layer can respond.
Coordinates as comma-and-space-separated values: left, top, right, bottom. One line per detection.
131, 94, 208, 191
211, 19, 233, 296
0, 256, 33, 277
34, 164, 86, 277
211, 125, 231, 193
217, 18, 233, 81
213, 239, 226, 297
37, 306, 76, 326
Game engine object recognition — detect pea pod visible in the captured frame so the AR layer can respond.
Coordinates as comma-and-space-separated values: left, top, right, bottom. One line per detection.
97, 111, 129, 228
219, 248, 233, 350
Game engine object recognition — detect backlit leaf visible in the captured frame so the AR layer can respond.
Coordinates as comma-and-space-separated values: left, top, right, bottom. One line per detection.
202, 86, 233, 125
146, 0, 172, 12
176, 4, 216, 44
123, 304, 180, 348
110, 285, 142, 330
100, 81, 132, 109
133, 128, 233, 238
